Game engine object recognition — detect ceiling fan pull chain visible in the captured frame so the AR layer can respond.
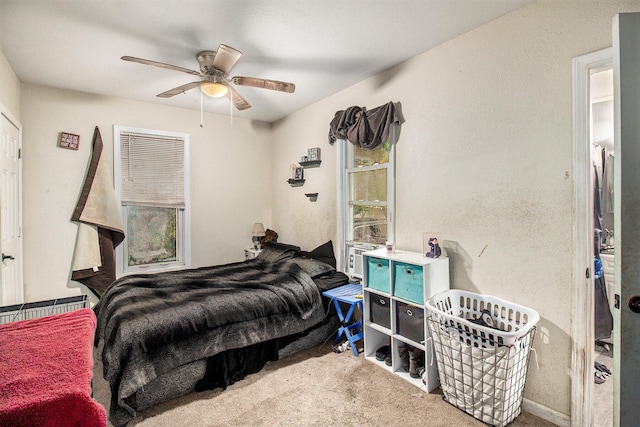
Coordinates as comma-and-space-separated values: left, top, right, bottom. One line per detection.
200, 90, 204, 128
230, 91, 233, 124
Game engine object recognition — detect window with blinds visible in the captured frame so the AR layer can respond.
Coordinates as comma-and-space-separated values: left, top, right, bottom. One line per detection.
114, 126, 190, 275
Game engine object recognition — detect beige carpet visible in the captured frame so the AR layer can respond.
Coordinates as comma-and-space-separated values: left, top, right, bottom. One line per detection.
92, 342, 556, 427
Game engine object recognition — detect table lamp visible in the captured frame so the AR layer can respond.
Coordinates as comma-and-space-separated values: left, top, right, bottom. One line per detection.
251, 223, 266, 249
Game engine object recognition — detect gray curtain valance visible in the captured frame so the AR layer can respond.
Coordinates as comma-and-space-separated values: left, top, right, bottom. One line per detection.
328, 101, 404, 149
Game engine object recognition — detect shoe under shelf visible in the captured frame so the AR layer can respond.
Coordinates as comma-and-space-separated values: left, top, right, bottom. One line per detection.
363, 324, 439, 392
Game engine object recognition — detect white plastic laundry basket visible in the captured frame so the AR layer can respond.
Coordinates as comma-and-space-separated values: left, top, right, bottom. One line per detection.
426, 289, 539, 348
426, 290, 539, 427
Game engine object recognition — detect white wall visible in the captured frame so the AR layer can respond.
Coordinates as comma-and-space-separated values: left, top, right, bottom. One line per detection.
0, 48, 20, 119
270, 102, 340, 250
271, 0, 640, 418
20, 83, 273, 303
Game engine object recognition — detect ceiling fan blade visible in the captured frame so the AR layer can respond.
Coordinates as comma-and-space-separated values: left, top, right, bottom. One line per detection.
157, 81, 203, 98
225, 85, 251, 110
212, 44, 242, 74
231, 76, 295, 93
122, 56, 201, 76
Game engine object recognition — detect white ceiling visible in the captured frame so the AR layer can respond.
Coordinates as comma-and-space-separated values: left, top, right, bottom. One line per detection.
0, 0, 531, 123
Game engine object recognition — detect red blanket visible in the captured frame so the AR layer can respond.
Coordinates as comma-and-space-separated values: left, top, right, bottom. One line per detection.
0, 308, 107, 427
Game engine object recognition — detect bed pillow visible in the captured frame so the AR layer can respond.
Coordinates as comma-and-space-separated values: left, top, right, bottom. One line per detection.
301, 240, 336, 268
313, 270, 350, 293
256, 242, 300, 263
285, 257, 335, 278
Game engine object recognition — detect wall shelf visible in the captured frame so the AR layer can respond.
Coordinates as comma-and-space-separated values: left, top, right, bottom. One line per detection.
299, 160, 321, 168
305, 192, 318, 201
288, 149, 320, 189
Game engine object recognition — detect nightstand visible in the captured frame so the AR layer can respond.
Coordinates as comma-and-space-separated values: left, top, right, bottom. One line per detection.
244, 247, 261, 260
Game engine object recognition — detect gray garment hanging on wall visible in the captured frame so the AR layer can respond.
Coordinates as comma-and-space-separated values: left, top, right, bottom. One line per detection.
328, 101, 404, 149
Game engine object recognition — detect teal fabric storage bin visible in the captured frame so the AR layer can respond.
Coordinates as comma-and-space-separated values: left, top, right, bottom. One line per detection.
366, 257, 390, 293
393, 262, 424, 304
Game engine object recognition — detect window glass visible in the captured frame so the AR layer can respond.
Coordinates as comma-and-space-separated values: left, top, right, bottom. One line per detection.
337, 127, 396, 274
351, 169, 387, 202
126, 206, 177, 266
351, 205, 387, 245
353, 141, 390, 167
345, 140, 393, 247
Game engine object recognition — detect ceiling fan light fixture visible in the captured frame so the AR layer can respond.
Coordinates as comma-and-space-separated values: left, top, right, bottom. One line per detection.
201, 81, 228, 98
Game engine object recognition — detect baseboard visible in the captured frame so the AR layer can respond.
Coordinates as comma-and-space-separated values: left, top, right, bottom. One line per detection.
522, 398, 570, 427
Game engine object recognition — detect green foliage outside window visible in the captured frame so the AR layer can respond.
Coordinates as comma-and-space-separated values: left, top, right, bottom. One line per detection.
352, 206, 387, 245
353, 140, 390, 167
127, 206, 177, 266
349, 138, 391, 245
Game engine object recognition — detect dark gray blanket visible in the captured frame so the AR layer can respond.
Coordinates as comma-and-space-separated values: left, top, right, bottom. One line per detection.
94, 258, 325, 425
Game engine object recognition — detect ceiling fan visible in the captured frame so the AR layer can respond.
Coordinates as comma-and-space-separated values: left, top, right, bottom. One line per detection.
121, 44, 295, 111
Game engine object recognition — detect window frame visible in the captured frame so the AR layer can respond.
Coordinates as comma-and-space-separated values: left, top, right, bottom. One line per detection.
113, 125, 191, 276
337, 125, 396, 271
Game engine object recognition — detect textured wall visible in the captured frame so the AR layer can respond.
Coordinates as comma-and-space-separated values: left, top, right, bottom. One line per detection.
0, 48, 20, 120
269, 101, 341, 252
20, 83, 273, 303
271, 0, 640, 417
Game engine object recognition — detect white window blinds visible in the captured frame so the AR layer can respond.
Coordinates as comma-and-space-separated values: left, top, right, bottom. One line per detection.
120, 131, 185, 208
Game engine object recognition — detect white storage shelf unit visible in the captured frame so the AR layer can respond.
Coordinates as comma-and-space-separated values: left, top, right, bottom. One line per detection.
362, 248, 449, 392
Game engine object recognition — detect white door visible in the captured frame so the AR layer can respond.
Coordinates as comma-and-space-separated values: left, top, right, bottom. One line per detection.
0, 110, 22, 305
613, 12, 640, 427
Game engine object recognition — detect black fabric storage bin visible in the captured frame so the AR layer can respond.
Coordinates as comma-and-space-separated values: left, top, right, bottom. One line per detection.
369, 295, 391, 329
396, 302, 424, 343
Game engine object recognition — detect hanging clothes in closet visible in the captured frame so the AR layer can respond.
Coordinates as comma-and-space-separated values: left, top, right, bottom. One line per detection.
593, 144, 613, 341
601, 150, 614, 239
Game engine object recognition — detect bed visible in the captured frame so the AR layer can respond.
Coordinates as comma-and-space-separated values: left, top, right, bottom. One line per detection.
0, 308, 107, 427
94, 241, 349, 426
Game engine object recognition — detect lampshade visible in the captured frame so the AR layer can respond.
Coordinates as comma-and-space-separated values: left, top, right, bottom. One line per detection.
251, 223, 266, 237
201, 81, 228, 98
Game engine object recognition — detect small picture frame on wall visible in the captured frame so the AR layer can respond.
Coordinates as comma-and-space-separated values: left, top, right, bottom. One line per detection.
58, 132, 80, 150
307, 147, 321, 161
294, 166, 304, 180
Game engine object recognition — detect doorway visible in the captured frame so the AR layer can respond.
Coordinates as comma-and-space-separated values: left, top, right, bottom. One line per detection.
571, 47, 614, 427
0, 107, 23, 305
574, 14, 640, 427
590, 66, 614, 427
571, 48, 615, 426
